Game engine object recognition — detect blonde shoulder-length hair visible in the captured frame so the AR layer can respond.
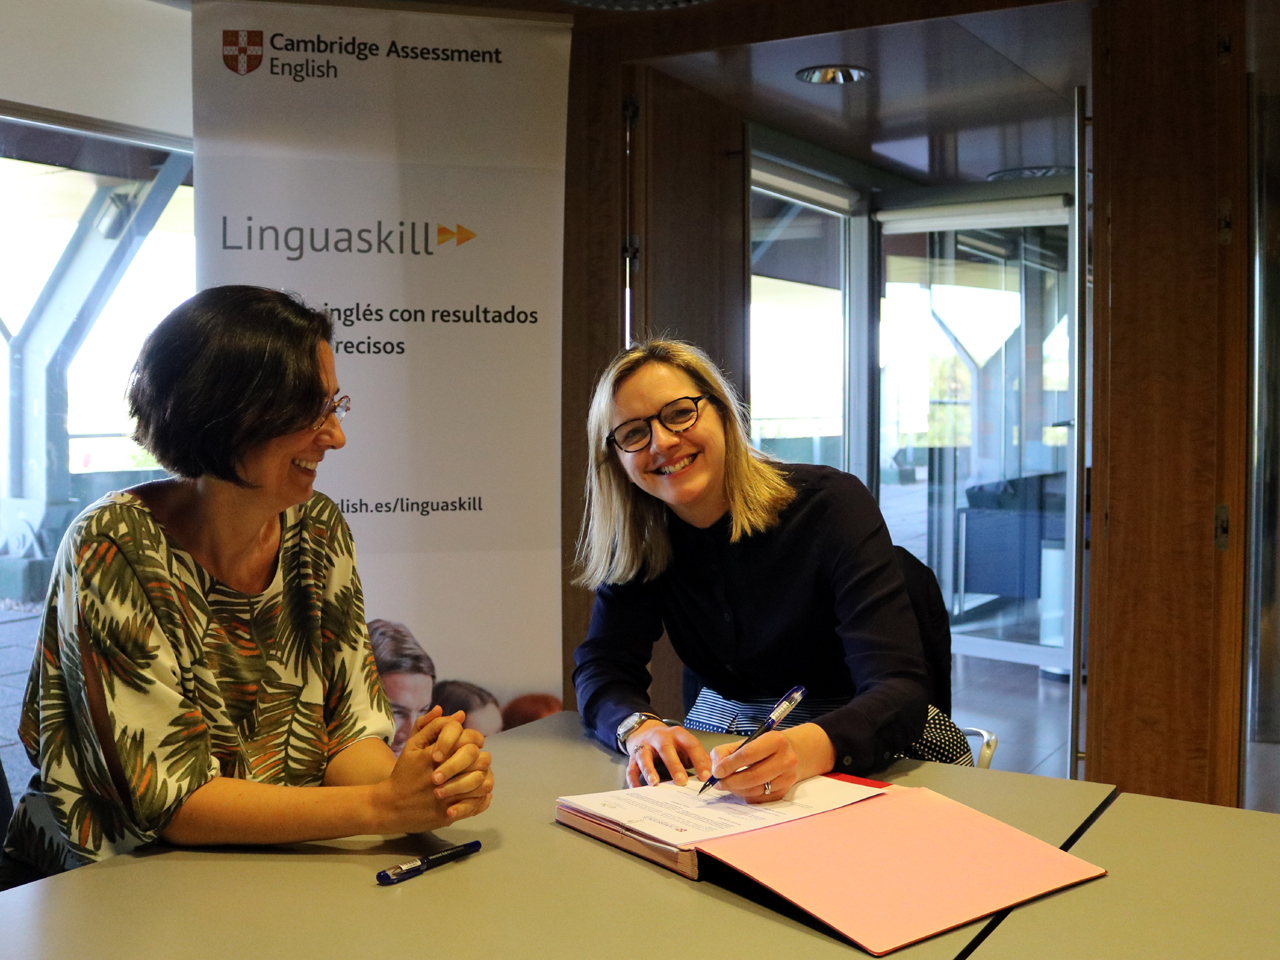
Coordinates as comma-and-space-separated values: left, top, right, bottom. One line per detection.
576, 339, 796, 590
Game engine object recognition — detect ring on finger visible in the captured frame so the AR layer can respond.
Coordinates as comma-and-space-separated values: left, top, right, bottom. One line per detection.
762, 780, 772, 796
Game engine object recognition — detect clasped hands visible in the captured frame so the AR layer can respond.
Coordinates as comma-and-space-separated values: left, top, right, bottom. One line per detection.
624, 719, 833, 804
378, 706, 494, 832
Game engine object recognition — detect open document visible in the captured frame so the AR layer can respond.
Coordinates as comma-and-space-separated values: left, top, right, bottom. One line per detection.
557, 775, 883, 847
556, 780, 1105, 955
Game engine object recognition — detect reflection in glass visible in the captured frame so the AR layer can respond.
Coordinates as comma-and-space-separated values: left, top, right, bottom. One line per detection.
878, 225, 1073, 650
748, 190, 845, 469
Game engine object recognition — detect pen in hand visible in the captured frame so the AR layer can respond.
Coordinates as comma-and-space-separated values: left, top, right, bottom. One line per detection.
698, 685, 806, 796
376, 840, 482, 885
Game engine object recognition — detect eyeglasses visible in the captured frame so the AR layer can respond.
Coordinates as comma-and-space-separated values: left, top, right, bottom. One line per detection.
608, 395, 710, 452
312, 395, 351, 430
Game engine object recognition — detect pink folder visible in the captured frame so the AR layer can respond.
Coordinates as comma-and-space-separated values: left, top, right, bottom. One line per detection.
695, 786, 1106, 956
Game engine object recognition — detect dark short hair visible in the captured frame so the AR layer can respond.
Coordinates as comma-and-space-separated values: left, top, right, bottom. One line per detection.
128, 285, 335, 484
368, 619, 435, 678
433, 679, 499, 717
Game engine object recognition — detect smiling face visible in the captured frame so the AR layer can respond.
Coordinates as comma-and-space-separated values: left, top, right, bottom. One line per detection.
611, 362, 729, 528
237, 342, 345, 511
382, 671, 435, 755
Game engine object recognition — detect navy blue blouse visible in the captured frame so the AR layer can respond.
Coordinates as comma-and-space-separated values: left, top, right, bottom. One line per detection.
573, 463, 930, 775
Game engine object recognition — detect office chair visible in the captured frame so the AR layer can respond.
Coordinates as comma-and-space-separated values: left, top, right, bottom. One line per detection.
893, 546, 998, 769
0, 753, 12, 838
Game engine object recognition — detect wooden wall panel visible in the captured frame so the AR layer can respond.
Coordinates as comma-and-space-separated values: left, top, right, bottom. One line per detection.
1212, 0, 1250, 807
632, 67, 749, 392
1086, 0, 1248, 803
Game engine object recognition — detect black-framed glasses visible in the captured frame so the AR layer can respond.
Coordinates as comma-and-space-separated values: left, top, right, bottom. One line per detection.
312, 395, 351, 430
608, 395, 710, 452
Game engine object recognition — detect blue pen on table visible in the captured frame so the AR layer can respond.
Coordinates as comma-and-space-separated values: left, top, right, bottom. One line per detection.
376, 840, 482, 886
698, 685, 806, 796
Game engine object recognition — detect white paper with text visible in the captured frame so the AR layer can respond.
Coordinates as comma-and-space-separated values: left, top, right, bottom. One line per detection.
558, 777, 884, 847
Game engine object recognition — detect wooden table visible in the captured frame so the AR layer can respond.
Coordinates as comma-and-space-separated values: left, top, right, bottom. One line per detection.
0, 712, 1116, 960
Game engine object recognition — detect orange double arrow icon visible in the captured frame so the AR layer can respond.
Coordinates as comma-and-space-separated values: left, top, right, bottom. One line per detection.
437, 224, 477, 246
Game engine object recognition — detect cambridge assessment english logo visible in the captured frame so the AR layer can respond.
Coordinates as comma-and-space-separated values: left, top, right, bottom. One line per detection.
223, 30, 264, 75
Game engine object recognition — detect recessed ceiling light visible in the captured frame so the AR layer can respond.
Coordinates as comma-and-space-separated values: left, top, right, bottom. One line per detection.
795, 65, 870, 85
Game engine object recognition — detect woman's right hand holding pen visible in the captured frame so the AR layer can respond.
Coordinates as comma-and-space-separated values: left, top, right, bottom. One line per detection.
707, 723, 836, 804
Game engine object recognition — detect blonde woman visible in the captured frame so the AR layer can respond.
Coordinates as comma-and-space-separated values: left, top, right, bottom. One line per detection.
573, 340, 969, 804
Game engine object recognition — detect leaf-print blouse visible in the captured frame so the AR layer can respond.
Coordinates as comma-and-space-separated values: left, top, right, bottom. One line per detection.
2, 491, 394, 875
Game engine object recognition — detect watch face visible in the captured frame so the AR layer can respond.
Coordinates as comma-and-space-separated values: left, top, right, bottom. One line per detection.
618, 712, 651, 746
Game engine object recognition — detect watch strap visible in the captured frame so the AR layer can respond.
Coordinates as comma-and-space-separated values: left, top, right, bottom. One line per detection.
616, 711, 662, 752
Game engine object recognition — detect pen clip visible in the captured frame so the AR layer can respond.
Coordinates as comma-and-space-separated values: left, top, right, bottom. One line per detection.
769, 685, 806, 723
385, 857, 422, 878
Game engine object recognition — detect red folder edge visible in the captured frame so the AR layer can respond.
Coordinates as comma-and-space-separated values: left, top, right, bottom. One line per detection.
826, 772, 892, 789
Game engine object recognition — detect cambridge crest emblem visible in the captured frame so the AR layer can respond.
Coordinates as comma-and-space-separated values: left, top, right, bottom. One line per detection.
222, 30, 263, 75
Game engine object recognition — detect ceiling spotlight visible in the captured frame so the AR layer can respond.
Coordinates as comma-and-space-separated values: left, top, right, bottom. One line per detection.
795, 65, 870, 85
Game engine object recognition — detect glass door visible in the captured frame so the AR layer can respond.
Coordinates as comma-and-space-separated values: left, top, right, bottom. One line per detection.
878, 223, 1074, 662
744, 140, 1089, 780
874, 194, 1086, 780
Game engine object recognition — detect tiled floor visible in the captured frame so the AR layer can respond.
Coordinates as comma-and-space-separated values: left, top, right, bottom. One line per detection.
951, 654, 1078, 779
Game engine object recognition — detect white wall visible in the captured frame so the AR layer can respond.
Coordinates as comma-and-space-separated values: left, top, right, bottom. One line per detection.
0, 0, 192, 138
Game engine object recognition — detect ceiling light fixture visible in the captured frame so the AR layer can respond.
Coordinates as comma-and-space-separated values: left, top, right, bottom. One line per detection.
795, 65, 870, 85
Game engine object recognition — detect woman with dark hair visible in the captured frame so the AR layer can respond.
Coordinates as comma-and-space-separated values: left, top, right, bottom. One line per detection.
573, 340, 970, 804
0, 286, 493, 888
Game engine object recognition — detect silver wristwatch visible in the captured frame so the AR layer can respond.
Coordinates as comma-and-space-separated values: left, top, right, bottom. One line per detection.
615, 711, 662, 752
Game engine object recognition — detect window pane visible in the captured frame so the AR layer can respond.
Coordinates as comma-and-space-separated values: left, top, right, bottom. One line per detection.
878, 226, 1072, 638
748, 189, 845, 468
0, 125, 189, 606
66, 184, 194, 469
0, 159, 102, 338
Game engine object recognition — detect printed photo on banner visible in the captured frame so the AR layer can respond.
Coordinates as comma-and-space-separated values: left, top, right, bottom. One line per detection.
369, 619, 562, 755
